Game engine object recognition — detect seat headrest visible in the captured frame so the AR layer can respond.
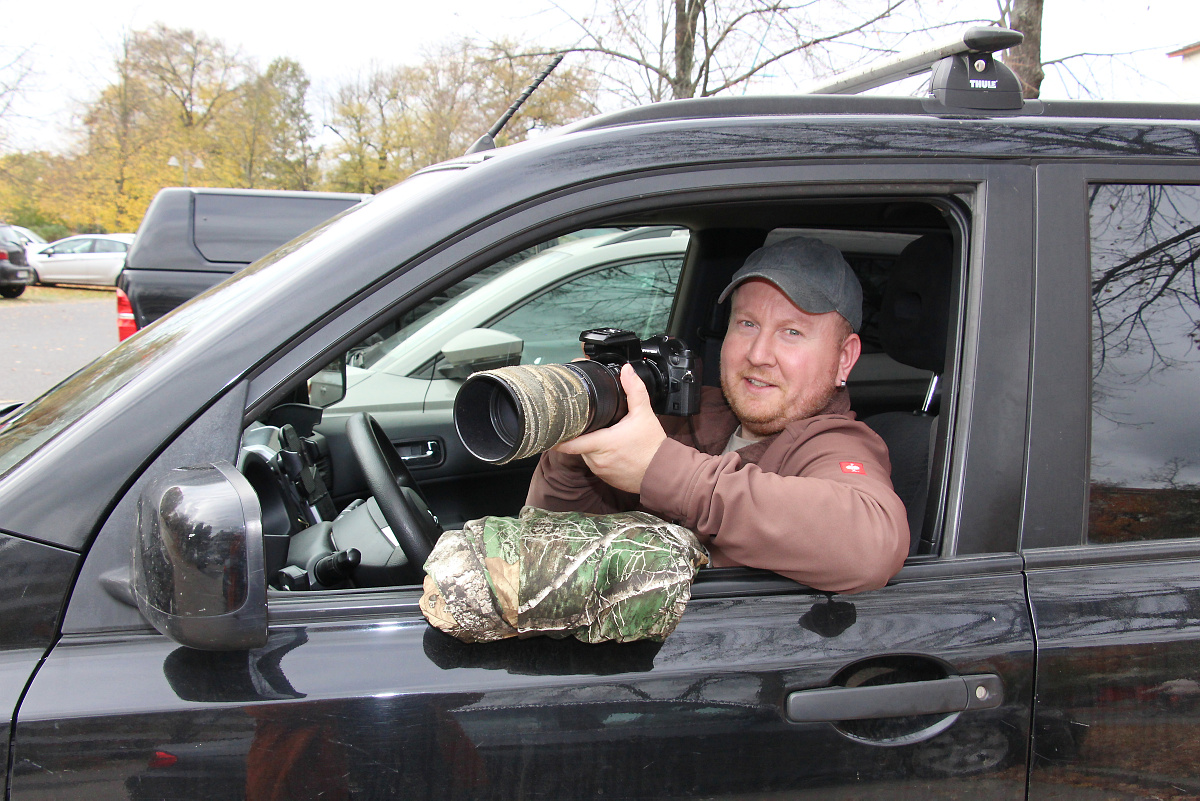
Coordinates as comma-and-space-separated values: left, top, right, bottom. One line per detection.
877, 234, 954, 374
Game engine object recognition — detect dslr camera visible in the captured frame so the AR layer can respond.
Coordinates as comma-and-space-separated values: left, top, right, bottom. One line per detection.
454, 328, 700, 464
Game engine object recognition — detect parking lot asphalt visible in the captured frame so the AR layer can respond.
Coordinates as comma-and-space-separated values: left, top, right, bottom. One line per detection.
0, 286, 117, 403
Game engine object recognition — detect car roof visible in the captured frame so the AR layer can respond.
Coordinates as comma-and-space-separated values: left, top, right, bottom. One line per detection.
157, 186, 372, 202
560, 94, 1200, 135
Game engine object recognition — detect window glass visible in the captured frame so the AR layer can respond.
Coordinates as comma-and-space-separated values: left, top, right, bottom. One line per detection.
52, 239, 94, 255
1088, 184, 1200, 544
490, 257, 683, 366
93, 239, 128, 253
193, 194, 364, 263
346, 229, 623, 370
325, 227, 686, 415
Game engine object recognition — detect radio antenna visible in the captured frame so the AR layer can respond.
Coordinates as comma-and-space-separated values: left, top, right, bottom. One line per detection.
465, 53, 565, 155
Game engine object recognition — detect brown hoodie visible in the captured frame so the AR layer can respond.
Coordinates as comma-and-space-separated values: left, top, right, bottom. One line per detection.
526, 386, 909, 594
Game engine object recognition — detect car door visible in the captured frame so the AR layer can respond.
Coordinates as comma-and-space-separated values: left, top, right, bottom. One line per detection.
1024, 165, 1200, 798
88, 237, 130, 284
10, 162, 1037, 800
34, 237, 95, 282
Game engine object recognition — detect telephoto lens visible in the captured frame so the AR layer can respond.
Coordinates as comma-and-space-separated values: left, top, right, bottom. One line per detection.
454, 328, 699, 465
453, 360, 625, 464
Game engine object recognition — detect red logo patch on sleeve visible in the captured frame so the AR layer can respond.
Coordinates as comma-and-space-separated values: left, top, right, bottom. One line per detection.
840, 462, 865, 474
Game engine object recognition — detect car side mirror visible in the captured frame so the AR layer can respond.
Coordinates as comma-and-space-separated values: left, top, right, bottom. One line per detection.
437, 328, 523, 380
308, 356, 347, 407
132, 461, 268, 651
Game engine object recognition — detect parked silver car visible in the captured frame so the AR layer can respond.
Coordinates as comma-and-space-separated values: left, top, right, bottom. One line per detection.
29, 233, 136, 286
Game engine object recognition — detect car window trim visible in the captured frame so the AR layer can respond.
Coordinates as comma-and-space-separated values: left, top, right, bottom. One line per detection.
243, 164, 1025, 559
1022, 163, 1200, 552
263, 555, 1028, 623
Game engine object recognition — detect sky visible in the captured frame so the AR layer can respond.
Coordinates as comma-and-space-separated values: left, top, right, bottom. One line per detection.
3, 0, 1198, 153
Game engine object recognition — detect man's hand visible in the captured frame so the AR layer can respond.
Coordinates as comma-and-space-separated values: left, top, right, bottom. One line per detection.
555, 364, 667, 494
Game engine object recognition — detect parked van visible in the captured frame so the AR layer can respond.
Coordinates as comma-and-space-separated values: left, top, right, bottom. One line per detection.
116, 187, 369, 338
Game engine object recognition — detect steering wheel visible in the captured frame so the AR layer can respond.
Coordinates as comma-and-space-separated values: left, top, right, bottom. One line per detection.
345, 412, 440, 569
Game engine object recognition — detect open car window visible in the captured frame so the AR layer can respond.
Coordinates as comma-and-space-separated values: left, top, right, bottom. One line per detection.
235, 197, 963, 598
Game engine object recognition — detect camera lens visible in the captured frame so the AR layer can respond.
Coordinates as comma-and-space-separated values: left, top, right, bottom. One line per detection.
454, 362, 624, 464
489, 390, 522, 447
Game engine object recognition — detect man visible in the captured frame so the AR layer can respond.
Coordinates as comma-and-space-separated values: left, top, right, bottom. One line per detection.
526, 236, 909, 594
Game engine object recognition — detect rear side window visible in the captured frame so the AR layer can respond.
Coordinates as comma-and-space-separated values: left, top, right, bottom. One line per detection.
1088, 183, 1200, 544
193, 195, 362, 264
93, 239, 129, 253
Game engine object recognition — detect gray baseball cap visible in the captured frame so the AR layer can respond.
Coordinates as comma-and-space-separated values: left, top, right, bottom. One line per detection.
717, 236, 863, 332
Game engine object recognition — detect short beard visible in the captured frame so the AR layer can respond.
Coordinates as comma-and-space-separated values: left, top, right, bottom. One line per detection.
720, 373, 840, 438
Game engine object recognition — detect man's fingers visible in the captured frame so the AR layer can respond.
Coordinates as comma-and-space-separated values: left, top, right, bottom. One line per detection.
554, 435, 588, 455
620, 364, 652, 412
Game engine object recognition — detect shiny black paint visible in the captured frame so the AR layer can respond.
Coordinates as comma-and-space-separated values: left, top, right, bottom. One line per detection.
118, 268, 228, 328
1019, 161, 1200, 796
1027, 556, 1200, 797
0, 532, 78, 792
14, 571, 1032, 799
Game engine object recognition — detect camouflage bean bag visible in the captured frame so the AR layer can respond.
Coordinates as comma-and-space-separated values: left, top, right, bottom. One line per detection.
420, 507, 708, 644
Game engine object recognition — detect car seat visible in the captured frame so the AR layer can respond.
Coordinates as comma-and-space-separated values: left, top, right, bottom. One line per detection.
864, 234, 954, 555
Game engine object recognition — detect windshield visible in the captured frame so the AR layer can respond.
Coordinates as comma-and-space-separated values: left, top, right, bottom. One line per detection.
0, 170, 460, 479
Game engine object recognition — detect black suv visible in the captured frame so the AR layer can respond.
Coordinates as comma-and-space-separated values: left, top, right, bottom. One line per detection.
117, 187, 368, 337
2, 30, 1199, 799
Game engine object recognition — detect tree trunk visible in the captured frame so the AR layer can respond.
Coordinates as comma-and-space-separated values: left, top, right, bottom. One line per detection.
1004, 0, 1045, 98
671, 0, 702, 99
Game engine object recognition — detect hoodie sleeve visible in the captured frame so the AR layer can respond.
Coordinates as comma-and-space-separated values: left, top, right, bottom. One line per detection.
525, 448, 640, 515
638, 417, 909, 594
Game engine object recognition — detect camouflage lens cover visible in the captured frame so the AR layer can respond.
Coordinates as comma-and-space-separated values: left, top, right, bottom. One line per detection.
421, 507, 708, 643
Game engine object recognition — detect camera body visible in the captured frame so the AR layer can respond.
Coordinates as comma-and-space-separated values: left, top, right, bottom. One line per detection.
579, 328, 699, 418
453, 328, 700, 465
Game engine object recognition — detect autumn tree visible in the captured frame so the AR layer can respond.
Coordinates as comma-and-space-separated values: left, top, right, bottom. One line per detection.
34, 34, 180, 232
123, 24, 246, 185
219, 58, 319, 189
325, 67, 410, 193
260, 59, 321, 190
325, 41, 598, 193
0, 152, 70, 240
14, 26, 327, 232
406, 40, 597, 160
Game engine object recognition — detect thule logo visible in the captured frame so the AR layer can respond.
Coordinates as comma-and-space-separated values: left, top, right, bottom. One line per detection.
970, 79, 998, 89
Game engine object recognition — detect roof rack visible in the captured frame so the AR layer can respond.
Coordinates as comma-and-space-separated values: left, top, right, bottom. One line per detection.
810, 26, 1026, 111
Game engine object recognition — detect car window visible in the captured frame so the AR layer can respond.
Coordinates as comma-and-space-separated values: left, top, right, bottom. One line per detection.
344, 229, 626, 372
489, 257, 683, 366
1088, 183, 1200, 544
192, 194, 365, 263
93, 239, 129, 254
49, 239, 94, 255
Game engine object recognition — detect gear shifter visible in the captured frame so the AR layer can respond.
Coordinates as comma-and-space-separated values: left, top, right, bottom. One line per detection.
313, 548, 361, 588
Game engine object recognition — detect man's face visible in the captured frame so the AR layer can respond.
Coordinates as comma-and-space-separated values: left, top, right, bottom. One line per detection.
720, 279, 862, 437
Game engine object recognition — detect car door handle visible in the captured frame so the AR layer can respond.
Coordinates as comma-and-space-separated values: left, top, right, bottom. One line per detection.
786, 674, 1002, 722
398, 440, 436, 460
396, 439, 442, 466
